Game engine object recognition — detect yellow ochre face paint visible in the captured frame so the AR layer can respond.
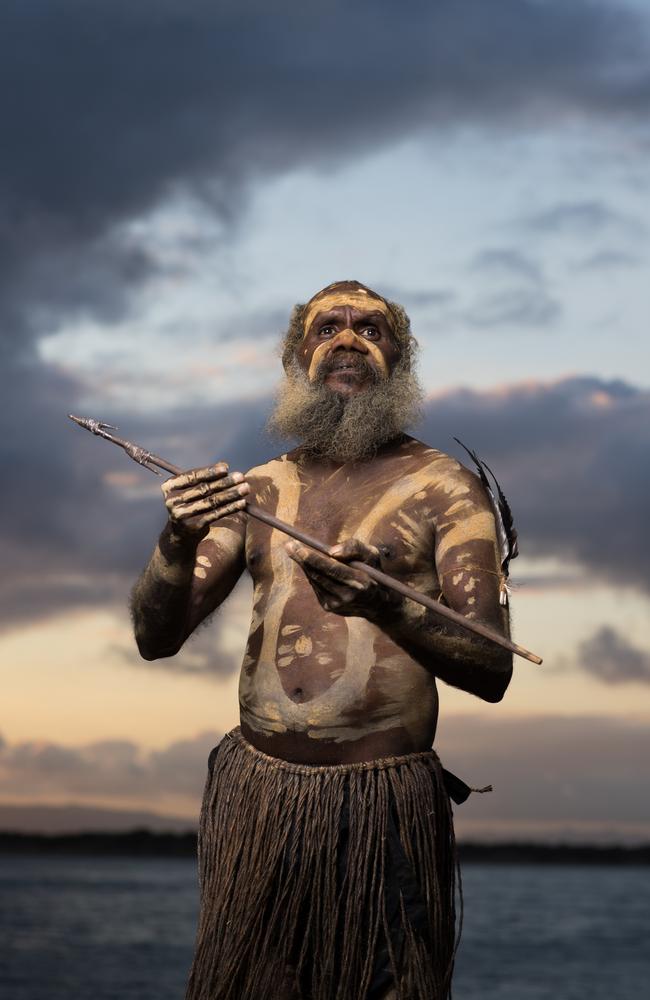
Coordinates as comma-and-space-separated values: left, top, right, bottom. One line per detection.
302, 290, 392, 339
307, 336, 390, 381
303, 291, 394, 382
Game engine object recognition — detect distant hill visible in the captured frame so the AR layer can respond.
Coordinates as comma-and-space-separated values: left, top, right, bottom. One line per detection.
2, 804, 649, 866
0, 802, 196, 834
1, 829, 649, 864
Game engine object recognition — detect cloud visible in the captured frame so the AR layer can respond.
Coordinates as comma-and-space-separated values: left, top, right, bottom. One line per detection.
577, 627, 650, 684
381, 288, 458, 314
436, 713, 650, 840
463, 248, 561, 330
419, 376, 650, 593
521, 200, 641, 237
0, 358, 271, 631
0, 729, 221, 813
2, 0, 649, 348
575, 249, 641, 271
2, 714, 649, 839
470, 248, 542, 283
464, 286, 562, 328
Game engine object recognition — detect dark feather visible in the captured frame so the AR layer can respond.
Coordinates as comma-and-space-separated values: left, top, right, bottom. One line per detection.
453, 437, 519, 575
480, 457, 519, 567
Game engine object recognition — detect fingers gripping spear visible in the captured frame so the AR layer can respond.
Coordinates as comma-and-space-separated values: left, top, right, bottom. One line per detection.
68, 413, 542, 665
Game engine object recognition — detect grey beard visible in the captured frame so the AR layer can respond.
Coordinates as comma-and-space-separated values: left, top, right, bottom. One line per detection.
266, 358, 424, 463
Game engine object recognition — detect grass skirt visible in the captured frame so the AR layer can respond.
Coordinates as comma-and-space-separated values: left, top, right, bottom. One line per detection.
185, 728, 457, 1000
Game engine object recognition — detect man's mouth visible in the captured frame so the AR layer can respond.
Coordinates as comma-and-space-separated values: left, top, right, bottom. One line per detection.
323, 355, 371, 375
331, 361, 361, 373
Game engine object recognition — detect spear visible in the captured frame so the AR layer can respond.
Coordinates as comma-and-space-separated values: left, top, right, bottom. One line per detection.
69, 413, 543, 665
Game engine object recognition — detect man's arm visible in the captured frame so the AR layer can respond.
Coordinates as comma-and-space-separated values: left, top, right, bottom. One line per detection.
380, 470, 513, 702
285, 470, 513, 703
380, 582, 512, 703
131, 463, 248, 660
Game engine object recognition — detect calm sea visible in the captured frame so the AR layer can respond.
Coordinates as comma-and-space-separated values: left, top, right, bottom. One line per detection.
1, 854, 648, 999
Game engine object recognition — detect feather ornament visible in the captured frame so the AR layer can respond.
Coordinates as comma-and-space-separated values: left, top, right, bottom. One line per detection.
453, 438, 519, 605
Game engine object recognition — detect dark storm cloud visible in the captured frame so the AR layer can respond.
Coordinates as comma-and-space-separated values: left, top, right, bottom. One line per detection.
577, 627, 650, 684
0, 366, 272, 630
2, 0, 649, 345
420, 376, 650, 593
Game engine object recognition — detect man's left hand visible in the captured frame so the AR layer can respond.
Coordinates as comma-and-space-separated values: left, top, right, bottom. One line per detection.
285, 537, 401, 621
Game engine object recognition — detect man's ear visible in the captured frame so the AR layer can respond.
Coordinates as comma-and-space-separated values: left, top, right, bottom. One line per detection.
281, 348, 298, 373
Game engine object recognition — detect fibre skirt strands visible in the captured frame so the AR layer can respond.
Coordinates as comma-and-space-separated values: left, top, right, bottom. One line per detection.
185, 727, 458, 1000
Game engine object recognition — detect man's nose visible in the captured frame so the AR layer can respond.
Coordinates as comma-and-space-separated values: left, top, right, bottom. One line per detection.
327, 328, 369, 353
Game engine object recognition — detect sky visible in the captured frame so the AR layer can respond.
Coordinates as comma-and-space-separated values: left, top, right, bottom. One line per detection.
1, 0, 649, 841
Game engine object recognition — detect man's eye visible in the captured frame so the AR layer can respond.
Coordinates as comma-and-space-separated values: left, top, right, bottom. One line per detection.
319, 325, 336, 337
360, 326, 379, 338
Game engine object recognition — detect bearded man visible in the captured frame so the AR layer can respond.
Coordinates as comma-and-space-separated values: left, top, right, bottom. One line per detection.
131, 280, 513, 1000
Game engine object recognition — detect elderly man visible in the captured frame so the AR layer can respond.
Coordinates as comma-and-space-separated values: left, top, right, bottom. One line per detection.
131, 281, 513, 1000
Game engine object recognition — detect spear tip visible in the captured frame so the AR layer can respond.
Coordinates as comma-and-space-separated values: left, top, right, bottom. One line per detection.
67, 414, 118, 434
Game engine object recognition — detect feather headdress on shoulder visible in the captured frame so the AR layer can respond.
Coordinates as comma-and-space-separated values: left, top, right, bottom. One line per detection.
453, 438, 519, 605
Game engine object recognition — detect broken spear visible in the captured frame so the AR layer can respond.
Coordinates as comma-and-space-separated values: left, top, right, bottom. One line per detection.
68, 413, 543, 665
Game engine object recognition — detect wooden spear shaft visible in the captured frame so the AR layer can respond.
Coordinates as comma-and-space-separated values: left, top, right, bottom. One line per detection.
69, 414, 543, 665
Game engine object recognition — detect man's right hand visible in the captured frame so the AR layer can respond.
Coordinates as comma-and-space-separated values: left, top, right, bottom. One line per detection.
161, 463, 249, 541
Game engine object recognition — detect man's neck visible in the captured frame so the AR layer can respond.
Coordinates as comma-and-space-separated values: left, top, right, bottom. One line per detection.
289, 432, 411, 469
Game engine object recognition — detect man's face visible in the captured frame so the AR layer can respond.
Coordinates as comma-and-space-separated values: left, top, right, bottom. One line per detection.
296, 290, 400, 397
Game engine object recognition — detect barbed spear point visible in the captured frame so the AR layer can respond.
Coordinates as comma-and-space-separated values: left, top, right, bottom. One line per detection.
68, 414, 118, 435
68, 413, 163, 474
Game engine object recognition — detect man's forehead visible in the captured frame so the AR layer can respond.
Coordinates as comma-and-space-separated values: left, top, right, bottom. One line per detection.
303, 289, 392, 334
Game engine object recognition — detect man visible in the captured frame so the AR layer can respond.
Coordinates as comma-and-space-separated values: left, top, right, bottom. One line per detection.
131, 280, 513, 1000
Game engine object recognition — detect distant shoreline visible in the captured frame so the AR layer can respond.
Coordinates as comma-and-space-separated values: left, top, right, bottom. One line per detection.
1, 831, 649, 864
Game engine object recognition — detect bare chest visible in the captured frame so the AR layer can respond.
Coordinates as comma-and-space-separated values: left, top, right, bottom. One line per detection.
238, 455, 444, 751
246, 465, 438, 587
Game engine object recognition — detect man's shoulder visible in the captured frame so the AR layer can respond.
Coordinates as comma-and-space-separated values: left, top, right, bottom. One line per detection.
245, 450, 298, 484
400, 435, 473, 478
400, 435, 488, 500
245, 439, 483, 495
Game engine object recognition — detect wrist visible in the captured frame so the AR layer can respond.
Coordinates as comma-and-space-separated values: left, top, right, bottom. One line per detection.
158, 520, 201, 567
366, 593, 406, 629
162, 518, 203, 549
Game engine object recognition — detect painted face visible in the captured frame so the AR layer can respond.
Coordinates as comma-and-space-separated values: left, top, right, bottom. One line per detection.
298, 290, 400, 395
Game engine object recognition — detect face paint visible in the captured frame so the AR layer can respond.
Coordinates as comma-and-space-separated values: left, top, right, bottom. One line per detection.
306, 334, 390, 382
303, 293, 395, 386
303, 290, 392, 338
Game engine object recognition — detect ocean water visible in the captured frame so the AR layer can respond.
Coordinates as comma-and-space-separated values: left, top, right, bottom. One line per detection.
1, 854, 649, 999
